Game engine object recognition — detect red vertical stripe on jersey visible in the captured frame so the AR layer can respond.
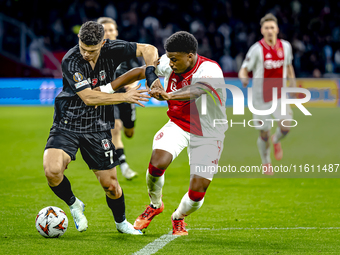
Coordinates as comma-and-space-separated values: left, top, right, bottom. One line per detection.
260, 39, 284, 102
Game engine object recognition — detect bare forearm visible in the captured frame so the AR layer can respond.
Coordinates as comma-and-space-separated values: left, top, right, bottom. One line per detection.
168, 84, 205, 101
287, 65, 296, 87
238, 68, 249, 79
110, 66, 146, 91
238, 67, 249, 87
78, 89, 125, 106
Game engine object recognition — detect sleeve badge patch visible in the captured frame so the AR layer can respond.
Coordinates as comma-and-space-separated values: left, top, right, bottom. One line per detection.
73, 72, 84, 82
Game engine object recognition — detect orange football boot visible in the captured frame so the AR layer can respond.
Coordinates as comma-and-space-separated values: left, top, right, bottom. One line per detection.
271, 135, 283, 161
171, 213, 188, 236
262, 163, 274, 175
134, 202, 164, 230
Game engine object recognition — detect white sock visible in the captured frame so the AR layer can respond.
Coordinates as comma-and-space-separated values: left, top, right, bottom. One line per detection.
120, 162, 129, 174
146, 170, 164, 208
273, 127, 285, 143
257, 136, 271, 164
172, 192, 204, 220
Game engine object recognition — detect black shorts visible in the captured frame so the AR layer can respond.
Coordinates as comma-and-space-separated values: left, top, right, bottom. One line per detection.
45, 127, 120, 170
113, 103, 136, 129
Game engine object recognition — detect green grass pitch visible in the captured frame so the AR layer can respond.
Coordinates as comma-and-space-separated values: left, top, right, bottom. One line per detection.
0, 106, 339, 254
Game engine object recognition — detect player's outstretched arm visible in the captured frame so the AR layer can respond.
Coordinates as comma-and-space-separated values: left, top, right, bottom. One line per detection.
99, 66, 146, 93
136, 44, 163, 90
238, 67, 249, 87
77, 85, 150, 107
151, 82, 213, 101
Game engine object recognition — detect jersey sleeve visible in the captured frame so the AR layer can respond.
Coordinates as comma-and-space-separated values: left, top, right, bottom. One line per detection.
193, 62, 225, 89
286, 41, 293, 66
115, 58, 140, 78
241, 43, 258, 72
155, 54, 171, 77
105, 39, 137, 65
62, 58, 91, 93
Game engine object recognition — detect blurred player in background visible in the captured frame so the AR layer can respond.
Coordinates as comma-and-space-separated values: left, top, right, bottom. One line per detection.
238, 13, 296, 174
97, 17, 139, 180
133, 31, 228, 235
43, 21, 158, 235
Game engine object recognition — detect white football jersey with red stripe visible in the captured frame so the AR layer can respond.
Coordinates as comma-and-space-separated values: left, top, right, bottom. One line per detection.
155, 54, 227, 139
241, 39, 293, 104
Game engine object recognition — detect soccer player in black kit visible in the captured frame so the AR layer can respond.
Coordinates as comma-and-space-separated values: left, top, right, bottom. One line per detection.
43, 21, 160, 235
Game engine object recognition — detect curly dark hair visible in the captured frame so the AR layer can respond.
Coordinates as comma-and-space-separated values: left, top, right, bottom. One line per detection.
79, 21, 104, 45
164, 31, 198, 54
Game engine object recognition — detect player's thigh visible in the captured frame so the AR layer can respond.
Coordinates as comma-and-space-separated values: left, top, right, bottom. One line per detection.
43, 149, 71, 173
111, 118, 123, 134
273, 100, 293, 131
189, 137, 224, 181
152, 121, 189, 162
44, 127, 79, 174
79, 131, 120, 170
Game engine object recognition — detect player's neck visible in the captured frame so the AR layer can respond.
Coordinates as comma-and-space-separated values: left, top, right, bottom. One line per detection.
264, 37, 277, 47
89, 54, 100, 70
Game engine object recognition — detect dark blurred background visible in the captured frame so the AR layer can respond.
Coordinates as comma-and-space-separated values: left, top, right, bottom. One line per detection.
1, 0, 340, 78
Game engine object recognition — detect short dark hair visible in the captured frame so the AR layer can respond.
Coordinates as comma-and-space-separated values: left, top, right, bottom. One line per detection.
97, 17, 118, 30
164, 31, 198, 54
260, 13, 278, 26
79, 21, 104, 45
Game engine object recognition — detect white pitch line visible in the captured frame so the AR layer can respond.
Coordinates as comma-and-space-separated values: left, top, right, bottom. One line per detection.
133, 227, 340, 255
133, 231, 181, 255
189, 227, 340, 230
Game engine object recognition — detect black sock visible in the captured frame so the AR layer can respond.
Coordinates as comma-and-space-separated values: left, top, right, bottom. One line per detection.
49, 176, 76, 206
116, 148, 126, 164
106, 190, 126, 223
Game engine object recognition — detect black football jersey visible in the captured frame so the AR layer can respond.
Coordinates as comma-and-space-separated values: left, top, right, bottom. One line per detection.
52, 39, 137, 133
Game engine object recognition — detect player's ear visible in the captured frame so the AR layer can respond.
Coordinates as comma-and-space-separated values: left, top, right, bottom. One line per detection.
260, 26, 264, 36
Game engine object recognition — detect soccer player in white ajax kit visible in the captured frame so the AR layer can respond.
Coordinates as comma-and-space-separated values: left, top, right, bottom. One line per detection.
238, 13, 296, 174
133, 31, 228, 235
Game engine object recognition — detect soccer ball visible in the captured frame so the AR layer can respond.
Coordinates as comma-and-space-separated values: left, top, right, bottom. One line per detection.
35, 206, 68, 238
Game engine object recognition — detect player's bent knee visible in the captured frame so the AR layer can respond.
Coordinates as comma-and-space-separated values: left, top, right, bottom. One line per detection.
150, 149, 172, 170
102, 180, 120, 196
124, 128, 134, 138
44, 165, 64, 186
260, 130, 270, 141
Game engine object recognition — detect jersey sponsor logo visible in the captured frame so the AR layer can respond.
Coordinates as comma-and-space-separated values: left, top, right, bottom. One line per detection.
92, 78, 98, 86
75, 80, 89, 89
155, 132, 164, 141
170, 78, 177, 91
263, 60, 284, 69
99, 70, 106, 81
73, 72, 84, 82
170, 78, 178, 92
265, 53, 272, 59
101, 139, 111, 150
182, 79, 189, 87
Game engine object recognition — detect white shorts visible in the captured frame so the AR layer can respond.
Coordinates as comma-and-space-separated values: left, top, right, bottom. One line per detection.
152, 121, 224, 180
252, 99, 293, 131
